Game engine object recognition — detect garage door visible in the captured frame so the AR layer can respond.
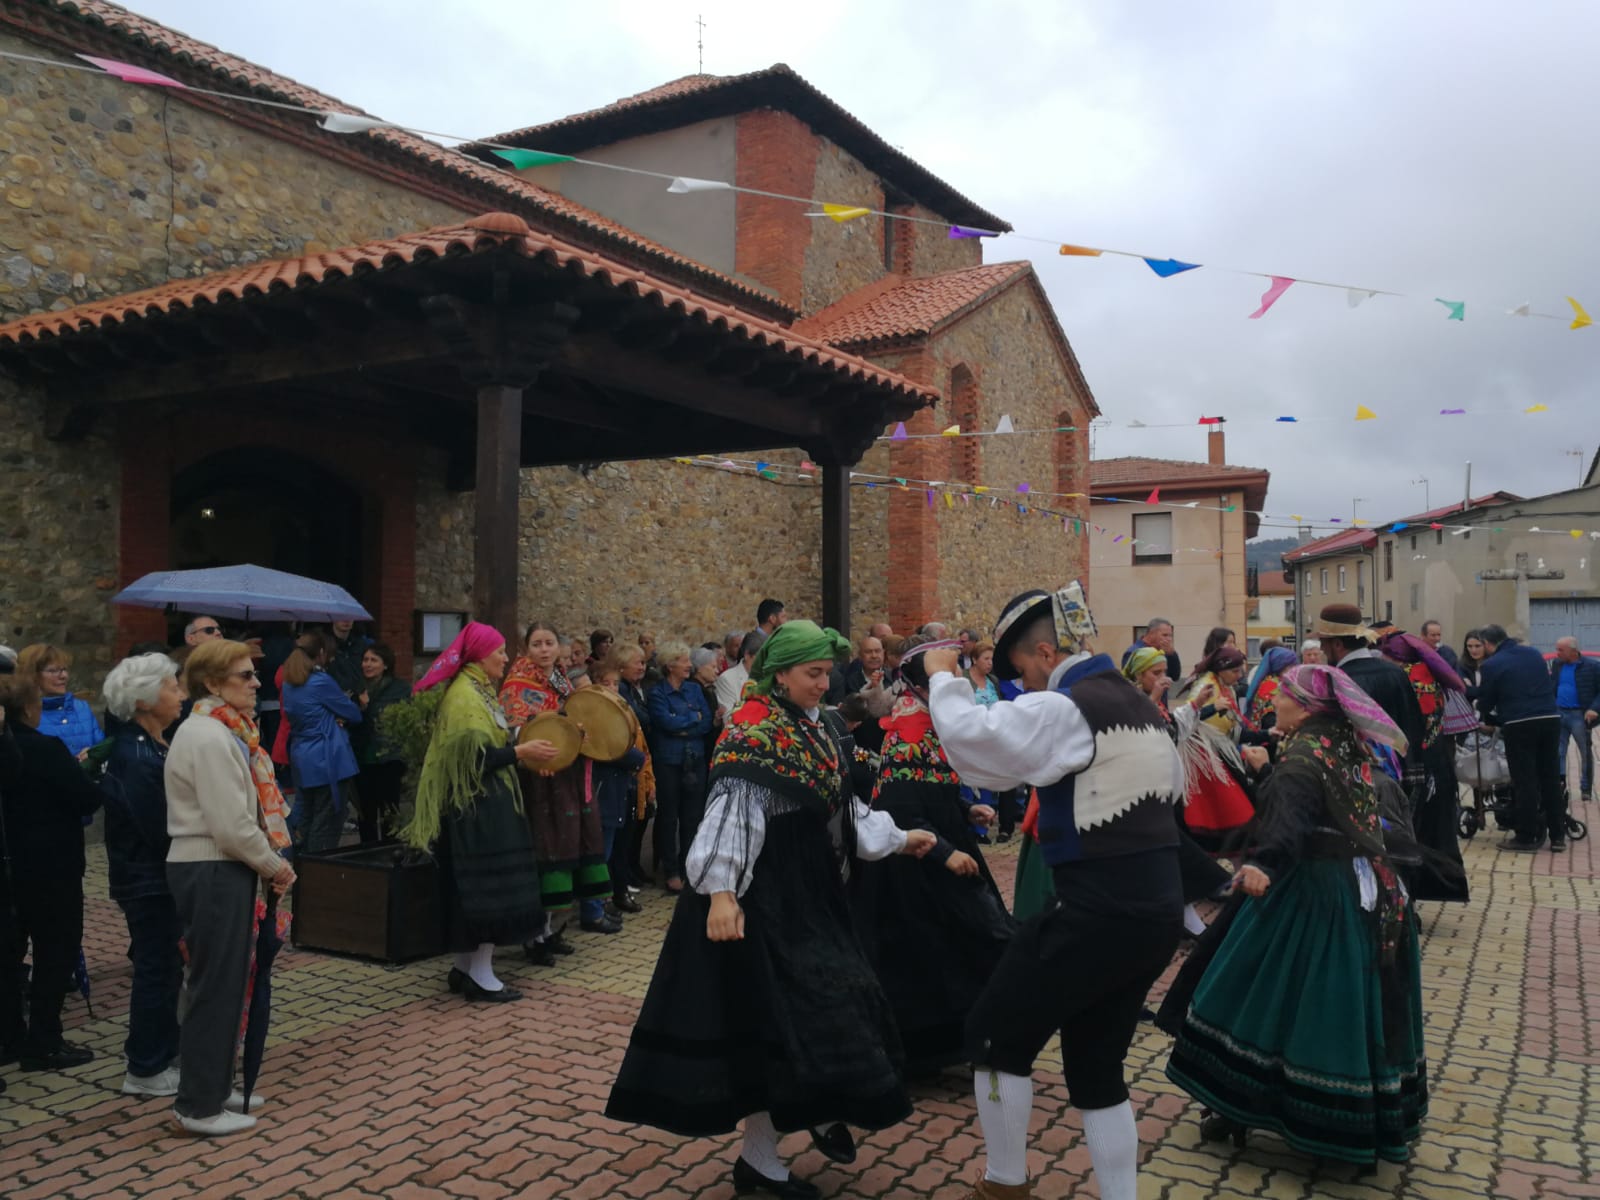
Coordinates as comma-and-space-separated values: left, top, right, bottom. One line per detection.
1528, 599, 1600, 652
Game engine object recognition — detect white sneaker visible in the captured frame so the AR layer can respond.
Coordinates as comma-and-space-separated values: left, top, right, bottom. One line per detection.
224, 1090, 265, 1114
121, 1066, 180, 1097
176, 1109, 257, 1137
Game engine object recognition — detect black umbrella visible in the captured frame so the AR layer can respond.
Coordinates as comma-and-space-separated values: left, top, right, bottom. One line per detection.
240, 893, 287, 1110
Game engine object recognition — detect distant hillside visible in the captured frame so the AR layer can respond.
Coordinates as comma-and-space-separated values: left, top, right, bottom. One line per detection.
1247, 537, 1298, 570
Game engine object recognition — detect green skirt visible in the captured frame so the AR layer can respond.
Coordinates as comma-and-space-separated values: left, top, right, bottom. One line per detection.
1165, 857, 1428, 1164
1012, 832, 1055, 922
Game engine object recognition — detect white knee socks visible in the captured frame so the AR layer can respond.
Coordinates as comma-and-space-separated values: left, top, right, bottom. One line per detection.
973, 1069, 1033, 1186
467, 942, 502, 991
1082, 1100, 1139, 1200
741, 1111, 789, 1180
1183, 903, 1208, 935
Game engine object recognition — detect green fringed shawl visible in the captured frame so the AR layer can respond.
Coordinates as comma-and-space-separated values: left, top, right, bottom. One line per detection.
401, 665, 520, 850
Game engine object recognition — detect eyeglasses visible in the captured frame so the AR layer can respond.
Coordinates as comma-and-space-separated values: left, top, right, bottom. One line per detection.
194, 626, 221, 637
229, 670, 260, 683
40, 665, 69, 676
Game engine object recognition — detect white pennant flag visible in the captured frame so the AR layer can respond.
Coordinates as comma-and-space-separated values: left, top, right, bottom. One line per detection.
1509, 302, 1532, 317
1346, 289, 1378, 308
319, 112, 391, 134
667, 176, 732, 194
994, 413, 1015, 434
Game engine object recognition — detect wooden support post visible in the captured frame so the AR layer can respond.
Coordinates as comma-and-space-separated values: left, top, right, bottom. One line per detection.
474, 383, 523, 649
822, 462, 851, 637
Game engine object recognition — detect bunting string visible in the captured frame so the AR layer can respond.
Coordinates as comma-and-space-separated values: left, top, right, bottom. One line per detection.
20, 47, 1597, 334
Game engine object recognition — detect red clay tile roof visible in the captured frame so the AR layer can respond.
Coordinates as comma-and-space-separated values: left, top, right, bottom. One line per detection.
1282, 528, 1379, 561
1091, 456, 1271, 538
1386, 493, 1523, 527
1255, 570, 1293, 595
471, 64, 1010, 233
24, 1, 790, 318
797, 263, 1030, 344
0, 211, 938, 407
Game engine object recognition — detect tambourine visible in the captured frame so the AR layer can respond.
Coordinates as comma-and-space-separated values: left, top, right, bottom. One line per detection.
564, 687, 635, 762
519, 712, 583, 771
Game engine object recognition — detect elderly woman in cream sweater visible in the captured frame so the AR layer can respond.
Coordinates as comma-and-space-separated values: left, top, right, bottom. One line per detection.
165, 640, 296, 1137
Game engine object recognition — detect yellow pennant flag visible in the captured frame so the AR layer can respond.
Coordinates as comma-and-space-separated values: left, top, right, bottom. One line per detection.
1058, 243, 1103, 257
1573, 530, 1586, 539
1355, 405, 1377, 421
974, 485, 989, 495
822, 202, 872, 223
944, 492, 954, 509
941, 424, 961, 437
1569, 297, 1593, 330
1526, 403, 1549, 413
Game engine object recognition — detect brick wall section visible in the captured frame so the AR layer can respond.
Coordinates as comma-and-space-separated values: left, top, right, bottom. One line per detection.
906, 203, 985, 275
733, 110, 818, 309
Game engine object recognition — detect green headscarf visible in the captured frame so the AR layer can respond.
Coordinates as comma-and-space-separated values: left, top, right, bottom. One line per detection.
747, 619, 851, 695
1123, 646, 1166, 684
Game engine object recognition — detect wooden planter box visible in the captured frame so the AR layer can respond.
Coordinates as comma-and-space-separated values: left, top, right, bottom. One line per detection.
291, 843, 444, 963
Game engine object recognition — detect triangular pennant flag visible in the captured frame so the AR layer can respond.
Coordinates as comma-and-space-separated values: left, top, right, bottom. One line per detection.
816, 203, 872, 222
927, 490, 935, 508
1017, 483, 1031, 494
1526, 404, 1549, 413
1223, 505, 1237, 513
994, 414, 1015, 434
718, 460, 737, 470
1276, 416, 1298, 422
1146, 487, 1160, 504
1355, 405, 1378, 421
1143, 257, 1201, 278
1440, 408, 1466, 415
941, 424, 961, 437
755, 461, 769, 472
1435, 298, 1466, 321
944, 492, 954, 509
1249, 276, 1295, 319
974, 486, 989, 494
1347, 289, 1378, 308
1508, 302, 1532, 317
1058, 244, 1103, 257
1573, 530, 1585, 538
1183, 501, 1200, 509
1198, 416, 1224, 425
949, 225, 999, 239
799, 460, 816, 473
667, 176, 732, 193
891, 422, 908, 441
491, 147, 575, 169
1392, 522, 1409, 532
1569, 297, 1593, 330
1429, 523, 1443, 531
77, 54, 187, 88
320, 112, 392, 134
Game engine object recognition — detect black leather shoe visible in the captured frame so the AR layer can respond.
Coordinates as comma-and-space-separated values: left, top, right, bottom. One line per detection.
20, 1042, 94, 1071
549, 931, 576, 956
611, 894, 643, 914
447, 968, 467, 994
461, 977, 522, 1004
1550, 839, 1568, 853
525, 941, 557, 967
808, 1121, 856, 1164
732, 1156, 820, 1199
580, 915, 624, 935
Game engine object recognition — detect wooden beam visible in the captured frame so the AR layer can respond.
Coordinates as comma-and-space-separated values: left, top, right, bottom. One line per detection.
821, 461, 851, 636
474, 383, 523, 648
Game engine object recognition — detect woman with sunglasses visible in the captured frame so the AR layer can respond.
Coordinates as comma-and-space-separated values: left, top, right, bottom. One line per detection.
164, 640, 296, 1136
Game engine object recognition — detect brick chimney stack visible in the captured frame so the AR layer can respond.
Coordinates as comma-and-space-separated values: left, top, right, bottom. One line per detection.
1207, 420, 1226, 466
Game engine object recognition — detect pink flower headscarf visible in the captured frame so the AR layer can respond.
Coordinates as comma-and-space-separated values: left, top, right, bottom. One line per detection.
413, 621, 506, 694
1279, 663, 1408, 755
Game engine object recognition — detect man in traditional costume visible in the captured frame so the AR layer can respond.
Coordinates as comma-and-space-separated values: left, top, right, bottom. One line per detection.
606, 621, 938, 1200
924, 583, 1185, 1200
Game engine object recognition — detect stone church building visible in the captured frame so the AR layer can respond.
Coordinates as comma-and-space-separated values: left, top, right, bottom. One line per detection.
0, 0, 1096, 679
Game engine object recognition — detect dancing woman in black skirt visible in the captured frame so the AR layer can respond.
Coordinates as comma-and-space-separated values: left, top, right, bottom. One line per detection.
606, 621, 936, 1199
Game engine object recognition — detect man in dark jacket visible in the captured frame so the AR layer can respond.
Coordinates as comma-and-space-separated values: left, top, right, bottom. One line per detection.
1549, 637, 1600, 803
1314, 605, 1426, 777
0, 673, 102, 1071
1478, 624, 1565, 851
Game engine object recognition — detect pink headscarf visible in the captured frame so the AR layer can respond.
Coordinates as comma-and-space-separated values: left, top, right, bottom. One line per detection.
1279, 663, 1408, 754
413, 621, 506, 694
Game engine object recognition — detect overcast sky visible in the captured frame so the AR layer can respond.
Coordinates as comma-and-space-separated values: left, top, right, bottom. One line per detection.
127, 0, 1600, 537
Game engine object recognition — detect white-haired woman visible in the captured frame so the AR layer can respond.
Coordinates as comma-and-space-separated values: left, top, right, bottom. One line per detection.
100, 653, 188, 1098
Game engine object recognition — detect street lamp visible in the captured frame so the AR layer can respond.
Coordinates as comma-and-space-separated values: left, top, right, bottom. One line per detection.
1411, 477, 1430, 510
1352, 497, 1366, 524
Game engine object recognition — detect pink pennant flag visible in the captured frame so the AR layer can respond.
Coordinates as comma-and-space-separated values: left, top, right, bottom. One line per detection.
1146, 487, 1160, 505
1249, 276, 1295, 319
78, 55, 188, 88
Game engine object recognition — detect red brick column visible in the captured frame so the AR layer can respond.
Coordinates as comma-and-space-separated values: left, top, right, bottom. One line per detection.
116, 412, 174, 652
734, 110, 820, 310
887, 351, 941, 631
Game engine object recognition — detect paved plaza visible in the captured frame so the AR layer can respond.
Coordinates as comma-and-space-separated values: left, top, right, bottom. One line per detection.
1, 821, 1596, 1200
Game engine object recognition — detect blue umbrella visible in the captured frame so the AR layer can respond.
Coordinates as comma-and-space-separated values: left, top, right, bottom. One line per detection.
112, 564, 371, 624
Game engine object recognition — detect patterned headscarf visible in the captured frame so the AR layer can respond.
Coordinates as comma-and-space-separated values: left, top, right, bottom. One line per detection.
1122, 646, 1166, 686
1376, 629, 1466, 693
414, 621, 506, 694
1244, 646, 1299, 714
1279, 663, 1408, 755
747, 620, 851, 696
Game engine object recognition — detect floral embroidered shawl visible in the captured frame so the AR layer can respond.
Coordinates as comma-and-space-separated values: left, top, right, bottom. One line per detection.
498, 658, 571, 729
709, 692, 843, 816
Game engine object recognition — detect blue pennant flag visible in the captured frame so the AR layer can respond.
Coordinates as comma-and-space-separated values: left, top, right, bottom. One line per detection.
1143, 257, 1201, 278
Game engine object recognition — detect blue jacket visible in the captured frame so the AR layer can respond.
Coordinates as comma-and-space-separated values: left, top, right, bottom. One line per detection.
99, 727, 171, 901
1549, 656, 1600, 712
647, 678, 713, 766
282, 668, 362, 787
1477, 640, 1560, 726
37, 692, 104, 759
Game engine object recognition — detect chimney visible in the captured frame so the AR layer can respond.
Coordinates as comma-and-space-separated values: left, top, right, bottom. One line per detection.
1207, 420, 1226, 466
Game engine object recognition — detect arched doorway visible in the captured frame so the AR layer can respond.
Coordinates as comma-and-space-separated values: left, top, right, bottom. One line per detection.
170, 448, 366, 601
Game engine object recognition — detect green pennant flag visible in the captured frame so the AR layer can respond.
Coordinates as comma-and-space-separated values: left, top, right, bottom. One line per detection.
492, 148, 575, 169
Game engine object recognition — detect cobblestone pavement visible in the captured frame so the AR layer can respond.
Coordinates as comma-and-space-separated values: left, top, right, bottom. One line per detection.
1, 810, 1596, 1200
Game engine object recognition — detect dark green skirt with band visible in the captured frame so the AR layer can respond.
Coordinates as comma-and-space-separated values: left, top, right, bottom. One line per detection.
1165, 857, 1428, 1164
